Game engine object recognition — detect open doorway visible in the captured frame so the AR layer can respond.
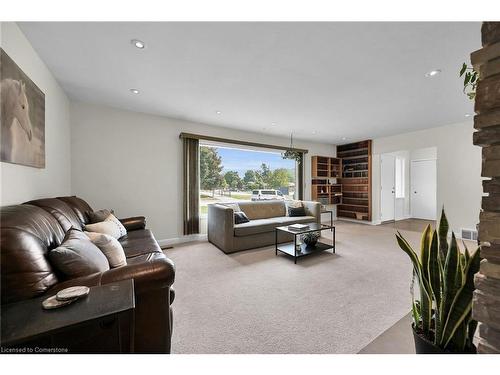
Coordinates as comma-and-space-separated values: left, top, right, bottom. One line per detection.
379, 147, 436, 225
380, 150, 409, 223
380, 153, 396, 222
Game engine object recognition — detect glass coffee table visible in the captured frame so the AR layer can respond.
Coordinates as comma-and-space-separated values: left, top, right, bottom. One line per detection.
275, 222, 335, 264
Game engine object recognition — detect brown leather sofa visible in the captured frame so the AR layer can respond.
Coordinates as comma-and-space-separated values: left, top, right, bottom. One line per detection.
0, 196, 175, 353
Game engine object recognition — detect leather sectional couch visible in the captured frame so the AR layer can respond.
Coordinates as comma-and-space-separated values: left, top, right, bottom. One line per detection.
208, 200, 321, 253
0, 196, 175, 353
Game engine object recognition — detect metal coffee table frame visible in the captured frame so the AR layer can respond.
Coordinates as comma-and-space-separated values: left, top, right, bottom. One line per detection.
275, 222, 335, 264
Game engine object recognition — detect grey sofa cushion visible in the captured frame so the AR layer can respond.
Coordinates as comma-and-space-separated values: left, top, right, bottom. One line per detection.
238, 201, 286, 220
276, 216, 316, 226
234, 216, 315, 237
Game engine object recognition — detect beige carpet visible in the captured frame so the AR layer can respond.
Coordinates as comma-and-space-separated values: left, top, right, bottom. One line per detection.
165, 220, 426, 354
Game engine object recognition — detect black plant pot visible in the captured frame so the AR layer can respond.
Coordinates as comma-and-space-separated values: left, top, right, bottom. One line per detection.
412, 328, 445, 354
412, 326, 477, 354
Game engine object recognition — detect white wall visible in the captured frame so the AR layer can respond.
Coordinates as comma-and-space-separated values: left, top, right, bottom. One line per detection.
70, 101, 335, 241
372, 122, 482, 234
0, 22, 71, 205
410, 147, 437, 161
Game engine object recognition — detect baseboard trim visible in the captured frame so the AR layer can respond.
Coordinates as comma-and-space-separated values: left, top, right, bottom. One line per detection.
158, 234, 207, 247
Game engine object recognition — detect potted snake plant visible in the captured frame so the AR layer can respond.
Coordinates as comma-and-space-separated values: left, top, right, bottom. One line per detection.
396, 209, 480, 353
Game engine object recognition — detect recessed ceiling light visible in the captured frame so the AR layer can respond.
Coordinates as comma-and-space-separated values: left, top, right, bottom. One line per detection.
271, 122, 276, 126
216, 111, 222, 115
130, 88, 140, 94
312, 131, 317, 135
425, 69, 441, 77
465, 113, 473, 117
342, 137, 347, 141
131, 39, 145, 49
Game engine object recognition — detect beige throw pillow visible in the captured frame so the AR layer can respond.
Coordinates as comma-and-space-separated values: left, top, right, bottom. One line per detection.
104, 214, 127, 238
84, 214, 127, 239
84, 220, 122, 239
85, 232, 127, 268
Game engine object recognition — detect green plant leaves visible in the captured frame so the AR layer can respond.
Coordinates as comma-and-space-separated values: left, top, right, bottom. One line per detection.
460, 63, 467, 76
396, 230, 432, 334
441, 248, 480, 348
396, 209, 479, 352
438, 208, 449, 259
428, 230, 441, 307
459, 63, 479, 102
420, 225, 432, 281
439, 233, 460, 342
464, 72, 471, 86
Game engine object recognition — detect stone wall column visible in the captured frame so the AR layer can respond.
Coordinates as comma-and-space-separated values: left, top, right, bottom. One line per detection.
471, 22, 500, 354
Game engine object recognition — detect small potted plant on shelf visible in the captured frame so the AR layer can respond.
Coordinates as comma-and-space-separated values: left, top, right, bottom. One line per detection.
301, 231, 320, 247
395, 209, 480, 354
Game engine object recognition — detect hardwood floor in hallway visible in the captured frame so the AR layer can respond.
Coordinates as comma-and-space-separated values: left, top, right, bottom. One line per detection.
380, 218, 436, 233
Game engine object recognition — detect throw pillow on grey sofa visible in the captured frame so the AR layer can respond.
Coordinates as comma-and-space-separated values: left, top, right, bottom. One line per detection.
49, 228, 110, 278
234, 211, 250, 224
285, 200, 303, 216
288, 206, 306, 217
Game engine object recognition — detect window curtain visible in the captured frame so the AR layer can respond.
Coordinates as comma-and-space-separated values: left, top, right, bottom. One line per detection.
297, 153, 304, 200
183, 137, 200, 235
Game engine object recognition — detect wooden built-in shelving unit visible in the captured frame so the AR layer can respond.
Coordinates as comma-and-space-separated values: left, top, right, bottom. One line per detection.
311, 156, 342, 205
336, 140, 372, 221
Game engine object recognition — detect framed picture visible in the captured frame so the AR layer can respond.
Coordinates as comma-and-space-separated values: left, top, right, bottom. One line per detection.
1, 48, 45, 168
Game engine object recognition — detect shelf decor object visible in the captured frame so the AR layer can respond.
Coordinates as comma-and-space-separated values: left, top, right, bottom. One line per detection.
336, 140, 372, 221
311, 156, 342, 205
301, 231, 321, 246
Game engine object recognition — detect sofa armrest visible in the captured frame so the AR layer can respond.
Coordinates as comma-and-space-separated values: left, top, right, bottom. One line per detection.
207, 204, 234, 252
120, 216, 146, 231
101, 254, 175, 294
47, 254, 174, 301
47, 273, 104, 295
302, 200, 321, 223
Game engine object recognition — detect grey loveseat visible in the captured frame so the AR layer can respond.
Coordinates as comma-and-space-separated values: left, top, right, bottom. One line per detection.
208, 200, 321, 253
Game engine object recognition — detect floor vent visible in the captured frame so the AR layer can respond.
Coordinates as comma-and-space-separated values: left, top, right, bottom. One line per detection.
461, 228, 478, 241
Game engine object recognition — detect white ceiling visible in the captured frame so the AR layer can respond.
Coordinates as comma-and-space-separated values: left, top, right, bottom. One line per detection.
18, 22, 480, 143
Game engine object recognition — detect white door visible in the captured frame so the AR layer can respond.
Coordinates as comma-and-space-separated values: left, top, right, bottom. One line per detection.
411, 160, 437, 220
380, 154, 395, 222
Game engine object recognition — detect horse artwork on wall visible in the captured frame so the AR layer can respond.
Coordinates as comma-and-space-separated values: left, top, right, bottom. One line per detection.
1, 48, 45, 168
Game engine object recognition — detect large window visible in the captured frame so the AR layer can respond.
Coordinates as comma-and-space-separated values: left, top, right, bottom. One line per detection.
199, 144, 297, 233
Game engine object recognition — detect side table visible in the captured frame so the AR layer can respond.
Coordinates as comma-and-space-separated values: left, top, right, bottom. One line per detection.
1, 279, 135, 353
321, 209, 333, 229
